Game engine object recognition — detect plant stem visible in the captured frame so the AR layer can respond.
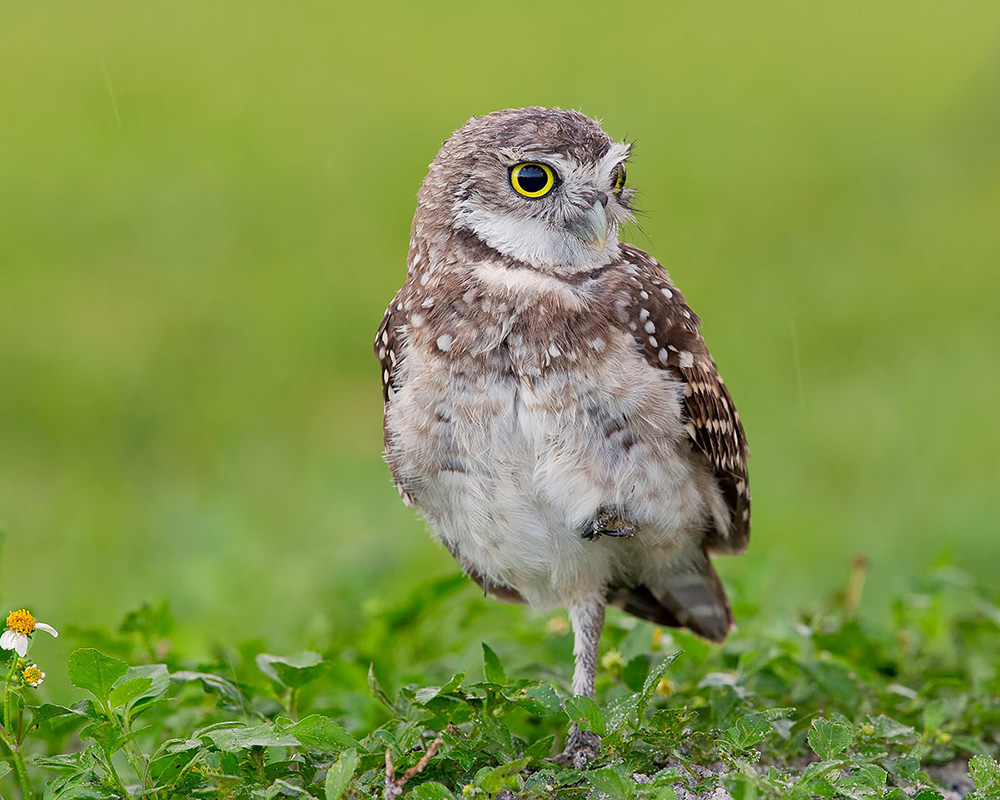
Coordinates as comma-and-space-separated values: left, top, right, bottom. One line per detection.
0, 658, 34, 800
3, 658, 17, 738
8, 746, 34, 800
119, 714, 149, 792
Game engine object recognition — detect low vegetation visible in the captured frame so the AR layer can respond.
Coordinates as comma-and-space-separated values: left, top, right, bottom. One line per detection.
1, 565, 998, 799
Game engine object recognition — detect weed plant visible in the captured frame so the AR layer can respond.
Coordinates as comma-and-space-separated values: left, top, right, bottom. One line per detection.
1, 567, 998, 799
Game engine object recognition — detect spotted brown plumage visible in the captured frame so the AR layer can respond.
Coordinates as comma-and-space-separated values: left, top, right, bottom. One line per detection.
613, 244, 751, 554
374, 107, 750, 766
376, 242, 750, 551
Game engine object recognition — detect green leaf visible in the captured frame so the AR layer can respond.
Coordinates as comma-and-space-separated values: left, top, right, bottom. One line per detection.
523, 733, 556, 763
623, 654, 651, 692
200, 722, 299, 751
324, 748, 358, 800
122, 664, 170, 705
79, 719, 126, 754
516, 683, 562, 716
869, 714, 914, 741
68, 648, 129, 705
724, 711, 771, 750
256, 651, 326, 689
913, 791, 944, 800
31, 703, 85, 726
171, 670, 248, 707
808, 718, 853, 760
853, 764, 887, 790
564, 695, 607, 736
407, 783, 456, 800
148, 739, 202, 783
923, 699, 949, 731
0, 761, 11, 783
477, 756, 531, 793
636, 652, 682, 722
482, 642, 507, 685
885, 755, 919, 782
586, 767, 633, 800
969, 754, 1000, 793
413, 672, 465, 705
108, 677, 153, 710
619, 622, 655, 663
289, 714, 360, 752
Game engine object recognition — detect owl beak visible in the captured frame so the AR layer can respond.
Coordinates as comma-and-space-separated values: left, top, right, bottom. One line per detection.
569, 199, 609, 252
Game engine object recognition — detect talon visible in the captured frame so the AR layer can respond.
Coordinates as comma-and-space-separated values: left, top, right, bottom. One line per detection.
556, 726, 601, 768
583, 506, 638, 540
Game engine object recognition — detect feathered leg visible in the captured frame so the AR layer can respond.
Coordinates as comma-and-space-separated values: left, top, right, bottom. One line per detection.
559, 594, 606, 768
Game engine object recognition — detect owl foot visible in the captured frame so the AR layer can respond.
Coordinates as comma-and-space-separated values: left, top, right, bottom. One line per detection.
555, 726, 601, 769
583, 507, 637, 540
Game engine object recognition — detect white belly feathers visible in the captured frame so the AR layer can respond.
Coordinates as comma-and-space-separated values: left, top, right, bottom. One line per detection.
385, 330, 718, 608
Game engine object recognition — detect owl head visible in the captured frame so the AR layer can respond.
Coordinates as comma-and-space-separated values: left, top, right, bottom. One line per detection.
415, 107, 635, 273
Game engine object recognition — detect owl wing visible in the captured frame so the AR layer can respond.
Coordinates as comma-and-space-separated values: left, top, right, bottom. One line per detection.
374, 287, 419, 509
616, 244, 751, 554
603, 245, 750, 641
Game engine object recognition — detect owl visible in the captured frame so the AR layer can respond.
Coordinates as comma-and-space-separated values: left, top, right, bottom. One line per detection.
375, 107, 749, 766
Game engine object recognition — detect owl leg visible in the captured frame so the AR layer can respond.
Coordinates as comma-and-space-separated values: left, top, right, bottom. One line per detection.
583, 506, 637, 540
558, 595, 606, 768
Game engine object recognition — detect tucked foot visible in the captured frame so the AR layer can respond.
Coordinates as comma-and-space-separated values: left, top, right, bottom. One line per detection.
583, 506, 637, 540
556, 725, 601, 769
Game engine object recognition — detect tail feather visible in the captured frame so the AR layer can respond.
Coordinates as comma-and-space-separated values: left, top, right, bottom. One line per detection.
609, 551, 733, 642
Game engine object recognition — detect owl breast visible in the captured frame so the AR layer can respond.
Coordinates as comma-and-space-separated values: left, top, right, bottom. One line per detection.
384, 285, 722, 608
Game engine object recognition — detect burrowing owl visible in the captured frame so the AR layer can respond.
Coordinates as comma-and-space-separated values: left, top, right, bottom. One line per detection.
375, 107, 749, 765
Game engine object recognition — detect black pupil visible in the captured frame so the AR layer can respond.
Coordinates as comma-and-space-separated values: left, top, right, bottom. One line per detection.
517, 165, 548, 193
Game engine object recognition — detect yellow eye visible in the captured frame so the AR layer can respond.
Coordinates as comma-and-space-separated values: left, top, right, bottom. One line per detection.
510, 162, 556, 198
612, 163, 627, 195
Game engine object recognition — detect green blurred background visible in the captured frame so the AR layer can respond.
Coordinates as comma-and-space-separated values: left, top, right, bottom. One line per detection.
1, 2, 998, 669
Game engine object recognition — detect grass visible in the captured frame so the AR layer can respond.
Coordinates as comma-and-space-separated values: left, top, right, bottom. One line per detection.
3, 564, 999, 798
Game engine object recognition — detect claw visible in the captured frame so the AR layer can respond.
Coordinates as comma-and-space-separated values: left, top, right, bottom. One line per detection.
583, 507, 638, 540
555, 725, 601, 768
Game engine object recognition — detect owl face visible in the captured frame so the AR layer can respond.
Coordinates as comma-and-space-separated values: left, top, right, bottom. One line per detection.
420, 108, 636, 273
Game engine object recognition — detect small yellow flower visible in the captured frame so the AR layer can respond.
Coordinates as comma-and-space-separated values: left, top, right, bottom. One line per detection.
601, 649, 625, 675
23, 665, 45, 688
1, 609, 58, 658
547, 616, 569, 635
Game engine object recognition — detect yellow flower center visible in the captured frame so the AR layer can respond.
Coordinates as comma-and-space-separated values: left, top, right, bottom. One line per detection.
23, 666, 42, 684
6, 609, 35, 635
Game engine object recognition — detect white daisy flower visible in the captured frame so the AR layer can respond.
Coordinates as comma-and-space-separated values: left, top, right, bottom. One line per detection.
1, 609, 58, 658
23, 664, 45, 688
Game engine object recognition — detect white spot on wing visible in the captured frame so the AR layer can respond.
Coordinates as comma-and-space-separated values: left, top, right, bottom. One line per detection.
436, 333, 453, 352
